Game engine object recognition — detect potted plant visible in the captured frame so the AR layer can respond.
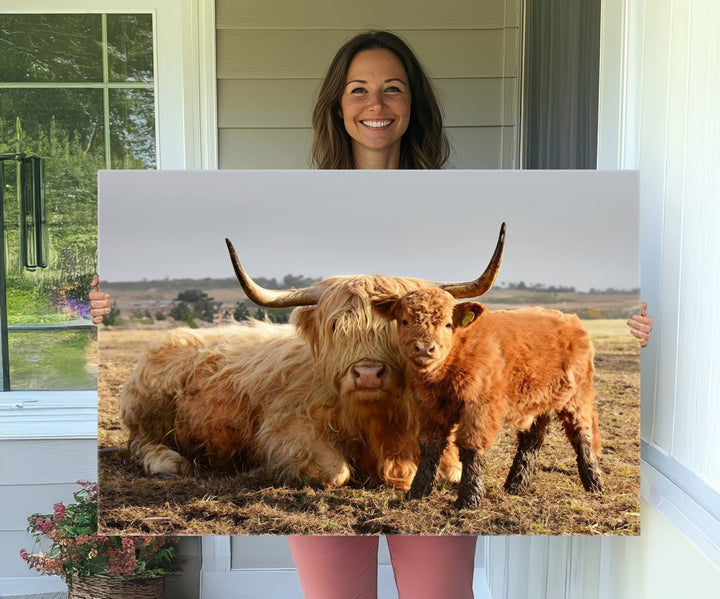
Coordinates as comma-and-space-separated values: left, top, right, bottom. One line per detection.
20, 481, 182, 599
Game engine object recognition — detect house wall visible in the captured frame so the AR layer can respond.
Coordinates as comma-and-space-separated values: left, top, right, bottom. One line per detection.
0, 392, 96, 599
215, 0, 522, 169
638, 501, 720, 598
623, 0, 720, 493
484, 535, 642, 599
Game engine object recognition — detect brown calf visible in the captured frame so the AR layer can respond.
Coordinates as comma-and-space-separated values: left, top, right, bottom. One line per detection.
373, 287, 603, 509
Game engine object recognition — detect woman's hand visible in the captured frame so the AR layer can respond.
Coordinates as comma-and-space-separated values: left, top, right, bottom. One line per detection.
627, 301, 652, 348
89, 274, 113, 324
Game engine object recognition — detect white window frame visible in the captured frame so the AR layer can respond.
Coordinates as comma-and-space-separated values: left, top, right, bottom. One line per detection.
0, 391, 97, 439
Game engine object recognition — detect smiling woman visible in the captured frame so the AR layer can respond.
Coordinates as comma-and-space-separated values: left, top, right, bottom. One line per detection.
311, 30, 449, 170
340, 49, 412, 168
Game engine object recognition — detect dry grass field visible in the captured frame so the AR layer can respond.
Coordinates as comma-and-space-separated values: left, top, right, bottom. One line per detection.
97, 314, 640, 537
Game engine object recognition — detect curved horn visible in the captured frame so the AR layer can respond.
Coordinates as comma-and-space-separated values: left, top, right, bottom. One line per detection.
436, 222, 506, 298
225, 239, 323, 308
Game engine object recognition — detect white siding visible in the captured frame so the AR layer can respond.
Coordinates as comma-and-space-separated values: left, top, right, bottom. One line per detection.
484, 536, 644, 599
215, 0, 522, 169
615, 0, 720, 489
0, 393, 96, 594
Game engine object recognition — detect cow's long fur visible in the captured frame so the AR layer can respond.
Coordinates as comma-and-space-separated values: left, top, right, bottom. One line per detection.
120, 275, 462, 490
373, 288, 603, 509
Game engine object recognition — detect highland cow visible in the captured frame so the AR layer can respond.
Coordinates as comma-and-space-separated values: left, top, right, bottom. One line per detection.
372, 287, 603, 509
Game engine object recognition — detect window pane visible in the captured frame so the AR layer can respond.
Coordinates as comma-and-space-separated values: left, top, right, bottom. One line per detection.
1, 88, 103, 281
0, 88, 106, 163
110, 88, 156, 169
2, 88, 100, 391
107, 14, 154, 83
8, 329, 97, 390
0, 14, 103, 82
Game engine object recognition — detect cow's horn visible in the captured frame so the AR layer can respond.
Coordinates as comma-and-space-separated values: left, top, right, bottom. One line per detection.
436, 222, 506, 298
225, 239, 323, 307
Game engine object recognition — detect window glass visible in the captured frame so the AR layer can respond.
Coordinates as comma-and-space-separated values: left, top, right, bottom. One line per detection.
0, 88, 106, 171
0, 12, 155, 391
109, 88, 156, 169
107, 14, 154, 83
0, 14, 103, 82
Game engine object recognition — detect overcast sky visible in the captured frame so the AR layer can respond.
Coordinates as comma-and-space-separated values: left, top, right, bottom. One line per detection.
98, 170, 639, 292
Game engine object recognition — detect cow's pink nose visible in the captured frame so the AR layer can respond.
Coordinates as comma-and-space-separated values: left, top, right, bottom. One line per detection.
414, 342, 436, 357
351, 362, 386, 390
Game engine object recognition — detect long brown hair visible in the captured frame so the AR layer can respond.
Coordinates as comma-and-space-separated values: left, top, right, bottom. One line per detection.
311, 31, 449, 170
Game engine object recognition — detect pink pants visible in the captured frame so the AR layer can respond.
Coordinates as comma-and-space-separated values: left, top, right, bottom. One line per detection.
287, 536, 477, 599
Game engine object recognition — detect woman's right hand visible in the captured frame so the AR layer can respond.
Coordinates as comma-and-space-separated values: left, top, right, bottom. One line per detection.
89, 274, 113, 324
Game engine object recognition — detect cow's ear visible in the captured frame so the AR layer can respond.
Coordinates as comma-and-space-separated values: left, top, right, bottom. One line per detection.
372, 297, 399, 321
293, 306, 318, 342
453, 302, 484, 328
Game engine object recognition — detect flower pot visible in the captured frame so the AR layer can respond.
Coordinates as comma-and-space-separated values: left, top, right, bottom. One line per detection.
67, 575, 164, 599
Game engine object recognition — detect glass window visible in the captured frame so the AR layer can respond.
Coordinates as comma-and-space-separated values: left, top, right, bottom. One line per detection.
0, 13, 156, 390
107, 14, 154, 83
0, 14, 103, 83
109, 88, 156, 169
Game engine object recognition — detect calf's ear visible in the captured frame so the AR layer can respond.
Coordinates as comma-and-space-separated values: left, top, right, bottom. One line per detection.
453, 302, 485, 328
371, 297, 400, 321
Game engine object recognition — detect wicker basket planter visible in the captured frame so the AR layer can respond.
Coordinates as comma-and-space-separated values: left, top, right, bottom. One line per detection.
67, 575, 164, 599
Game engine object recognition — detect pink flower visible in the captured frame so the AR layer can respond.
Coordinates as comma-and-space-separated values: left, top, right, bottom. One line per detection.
19, 548, 29, 562
121, 537, 135, 549
34, 518, 53, 534
53, 503, 66, 522
107, 548, 137, 576
43, 556, 64, 576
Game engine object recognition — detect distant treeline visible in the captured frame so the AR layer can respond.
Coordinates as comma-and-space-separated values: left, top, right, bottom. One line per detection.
104, 274, 323, 291
105, 277, 638, 296
498, 281, 639, 294
587, 287, 641, 294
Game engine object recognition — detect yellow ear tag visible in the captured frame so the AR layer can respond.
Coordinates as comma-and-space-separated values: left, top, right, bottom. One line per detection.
461, 311, 476, 327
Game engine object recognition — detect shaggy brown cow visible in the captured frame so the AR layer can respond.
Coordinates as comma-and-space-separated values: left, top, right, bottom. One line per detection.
372, 287, 603, 509
120, 226, 506, 490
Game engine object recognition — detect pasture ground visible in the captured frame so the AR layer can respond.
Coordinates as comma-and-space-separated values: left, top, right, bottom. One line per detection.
97, 319, 640, 536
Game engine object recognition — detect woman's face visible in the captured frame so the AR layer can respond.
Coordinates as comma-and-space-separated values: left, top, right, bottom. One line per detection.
340, 49, 411, 165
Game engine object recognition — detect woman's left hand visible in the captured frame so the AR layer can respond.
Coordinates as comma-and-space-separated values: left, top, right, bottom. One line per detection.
627, 301, 652, 348
89, 274, 113, 324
